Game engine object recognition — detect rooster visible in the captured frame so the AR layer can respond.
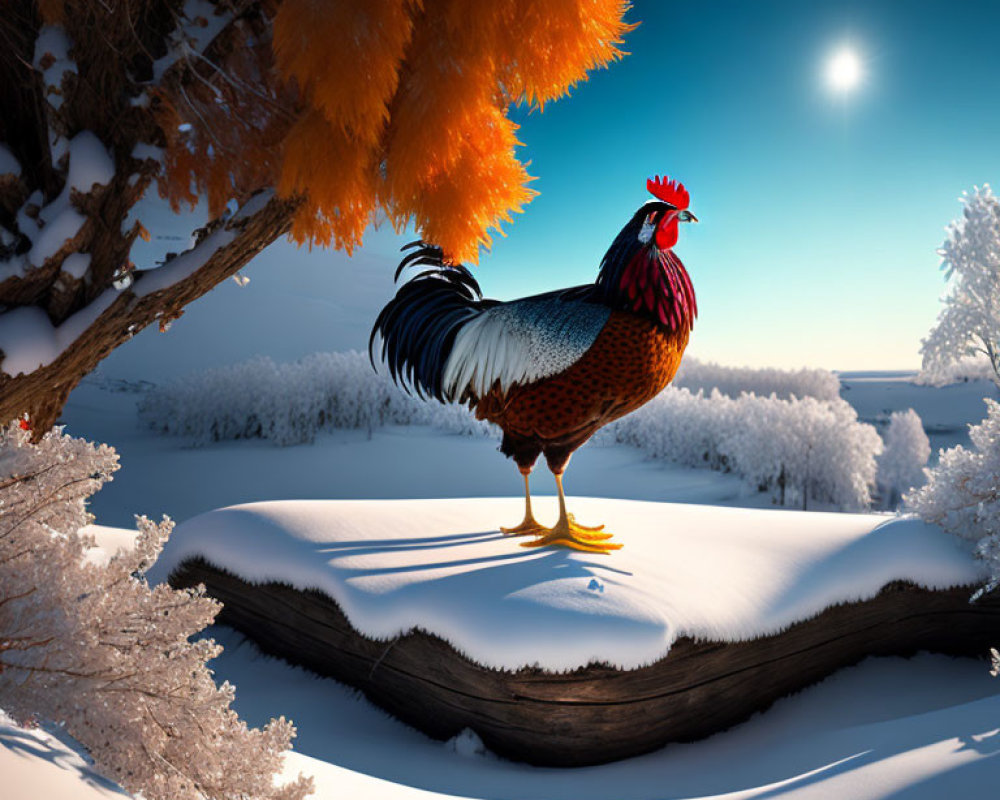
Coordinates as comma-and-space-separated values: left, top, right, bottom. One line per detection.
370, 176, 697, 553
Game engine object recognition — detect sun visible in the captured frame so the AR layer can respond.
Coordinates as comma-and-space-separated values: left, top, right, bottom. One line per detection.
826, 47, 862, 92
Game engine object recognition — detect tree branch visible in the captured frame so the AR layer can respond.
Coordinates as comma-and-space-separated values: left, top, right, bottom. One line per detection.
0, 191, 299, 433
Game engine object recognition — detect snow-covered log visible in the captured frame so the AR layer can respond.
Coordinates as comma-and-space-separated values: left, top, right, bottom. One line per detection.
156, 499, 997, 767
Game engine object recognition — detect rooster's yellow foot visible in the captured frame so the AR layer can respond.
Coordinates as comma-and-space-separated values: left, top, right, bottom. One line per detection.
500, 516, 548, 537
563, 514, 611, 536
520, 517, 623, 554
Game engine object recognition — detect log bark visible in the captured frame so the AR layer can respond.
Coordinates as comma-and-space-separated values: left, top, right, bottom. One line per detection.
170, 557, 1000, 767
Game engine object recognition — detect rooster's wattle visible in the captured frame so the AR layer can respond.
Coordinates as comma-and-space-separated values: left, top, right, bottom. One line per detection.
371, 176, 698, 553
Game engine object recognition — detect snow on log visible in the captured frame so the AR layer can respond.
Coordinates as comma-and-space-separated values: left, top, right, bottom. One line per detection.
157, 498, 999, 766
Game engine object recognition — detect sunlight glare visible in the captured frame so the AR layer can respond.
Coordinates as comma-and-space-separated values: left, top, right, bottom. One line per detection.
826, 48, 862, 92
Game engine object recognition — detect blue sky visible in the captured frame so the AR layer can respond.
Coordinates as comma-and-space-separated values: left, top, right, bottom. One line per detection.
470, 0, 1000, 370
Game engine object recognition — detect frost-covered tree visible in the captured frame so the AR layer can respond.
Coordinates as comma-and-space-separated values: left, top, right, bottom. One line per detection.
0, 420, 312, 800
906, 399, 1000, 599
718, 394, 882, 511
0, 0, 634, 432
876, 409, 931, 509
610, 389, 881, 511
673, 358, 842, 401
920, 185, 1000, 388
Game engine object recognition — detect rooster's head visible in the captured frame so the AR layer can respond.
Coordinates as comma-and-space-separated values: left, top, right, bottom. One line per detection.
640, 175, 697, 251
594, 175, 699, 332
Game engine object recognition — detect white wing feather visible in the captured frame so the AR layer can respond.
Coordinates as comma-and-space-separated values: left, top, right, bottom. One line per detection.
442, 297, 610, 400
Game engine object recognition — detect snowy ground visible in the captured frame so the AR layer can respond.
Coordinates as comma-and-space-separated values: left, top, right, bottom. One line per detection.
838, 370, 997, 457
65, 378, 766, 530
27, 378, 998, 799
6, 238, 1000, 797
231, 634, 1000, 800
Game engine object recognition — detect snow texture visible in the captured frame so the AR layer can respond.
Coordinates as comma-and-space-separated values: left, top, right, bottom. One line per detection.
0, 144, 20, 177
28, 207, 86, 267
61, 132, 115, 193
148, 498, 982, 672
151, 0, 234, 81
0, 307, 61, 376
61, 252, 91, 280
139, 351, 881, 509
33, 25, 76, 110
28, 132, 114, 268
219, 634, 1000, 800
138, 351, 493, 446
674, 357, 841, 401
134, 191, 271, 297
0, 290, 116, 376
130, 143, 163, 163
1, 709, 128, 800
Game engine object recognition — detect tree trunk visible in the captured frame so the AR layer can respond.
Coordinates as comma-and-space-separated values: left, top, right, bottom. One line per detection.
0, 0, 297, 434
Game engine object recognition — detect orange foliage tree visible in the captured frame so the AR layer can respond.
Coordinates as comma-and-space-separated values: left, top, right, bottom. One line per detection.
194, 0, 633, 262
0, 0, 634, 431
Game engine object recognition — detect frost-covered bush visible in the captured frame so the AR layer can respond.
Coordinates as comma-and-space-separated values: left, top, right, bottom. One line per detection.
140, 350, 496, 445
920, 185, 1000, 387
143, 352, 881, 510
673, 357, 841, 401
916, 354, 997, 387
877, 409, 931, 508
0, 421, 311, 800
611, 389, 882, 510
906, 399, 1000, 598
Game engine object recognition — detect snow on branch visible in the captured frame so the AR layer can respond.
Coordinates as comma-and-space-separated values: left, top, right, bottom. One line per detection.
0, 421, 312, 800
135, 191, 274, 297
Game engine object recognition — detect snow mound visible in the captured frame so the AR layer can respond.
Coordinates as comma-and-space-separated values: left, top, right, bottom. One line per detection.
149, 498, 983, 672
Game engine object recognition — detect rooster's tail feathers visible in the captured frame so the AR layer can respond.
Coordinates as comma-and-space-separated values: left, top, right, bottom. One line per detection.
370, 242, 491, 401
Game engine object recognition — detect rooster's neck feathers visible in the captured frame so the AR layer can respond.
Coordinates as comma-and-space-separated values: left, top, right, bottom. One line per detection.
593, 204, 698, 332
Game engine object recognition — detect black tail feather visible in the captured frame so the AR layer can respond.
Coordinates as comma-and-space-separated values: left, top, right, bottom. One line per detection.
370, 243, 493, 401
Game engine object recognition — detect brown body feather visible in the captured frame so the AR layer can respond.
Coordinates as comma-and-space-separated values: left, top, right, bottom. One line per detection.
473, 311, 689, 474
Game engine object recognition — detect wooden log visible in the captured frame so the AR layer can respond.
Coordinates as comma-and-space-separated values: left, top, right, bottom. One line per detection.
170, 558, 1000, 767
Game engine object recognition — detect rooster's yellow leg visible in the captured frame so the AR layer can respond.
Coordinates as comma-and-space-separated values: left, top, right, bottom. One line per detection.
521, 473, 622, 554
501, 469, 548, 537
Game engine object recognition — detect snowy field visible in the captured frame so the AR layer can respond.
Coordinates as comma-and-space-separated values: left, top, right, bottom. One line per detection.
6, 239, 1000, 798
838, 370, 997, 457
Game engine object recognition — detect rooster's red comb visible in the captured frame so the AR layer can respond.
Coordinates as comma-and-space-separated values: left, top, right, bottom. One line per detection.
647, 175, 689, 210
